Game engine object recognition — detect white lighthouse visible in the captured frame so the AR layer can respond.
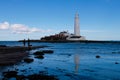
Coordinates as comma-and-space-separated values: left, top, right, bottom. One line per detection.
66, 12, 86, 41
74, 12, 80, 36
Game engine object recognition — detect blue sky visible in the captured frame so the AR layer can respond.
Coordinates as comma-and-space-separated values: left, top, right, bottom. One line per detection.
0, 0, 120, 41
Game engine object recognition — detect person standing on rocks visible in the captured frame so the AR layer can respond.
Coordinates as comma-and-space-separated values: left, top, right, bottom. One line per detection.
28, 38, 30, 47
28, 38, 32, 50
23, 39, 26, 47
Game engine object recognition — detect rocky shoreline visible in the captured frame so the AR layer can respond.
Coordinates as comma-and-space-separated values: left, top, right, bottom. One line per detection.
0, 45, 58, 80
0, 46, 46, 66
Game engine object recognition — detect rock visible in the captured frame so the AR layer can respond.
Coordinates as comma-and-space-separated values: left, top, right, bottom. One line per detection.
42, 50, 54, 54
112, 52, 116, 54
24, 58, 34, 63
29, 67, 32, 69
2, 73, 58, 80
35, 55, 44, 59
15, 68, 19, 71
16, 75, 26, 80
96, 55, 100, 58
21, 69, 26, 72
34, 50, 54, 55
68, 54, 71, 56
34, 51, 44, 55
3, 71, 18, 78
0, 45, 7, 47
115, 62, 119, 64
27, 74, 58, 80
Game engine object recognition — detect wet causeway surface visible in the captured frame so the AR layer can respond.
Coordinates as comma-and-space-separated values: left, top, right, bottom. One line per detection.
0, 42, 120, 80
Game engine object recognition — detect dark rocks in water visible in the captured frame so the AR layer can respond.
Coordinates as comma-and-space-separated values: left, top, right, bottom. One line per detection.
21, 69, 26, 72
29, 67, 32, 69
35, 55, 44, 59
3, 74, 58, 80
34, 50, 54, 55
15, 68, 19, 71
24, 58, 34, 63
34, 50, 53, 59
42, 50, 54, 54
34, 51, 44, 59
112, 52, 116, 54
68, 54, 71, 56
33, 50, 53, 59
34, 51, 44, 55
27, 74, 58, 80
16, 75, 26, 80
0, 45, 7, 47
3, 71, 18, 78
65, 73, 71, 77
112, 51, 120, 54
39, 71, 48, 74
96, 55, 100, 58
115, 62, 119, 64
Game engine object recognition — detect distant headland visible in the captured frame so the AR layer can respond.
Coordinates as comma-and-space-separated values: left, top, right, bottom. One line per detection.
39, 12, 86, 42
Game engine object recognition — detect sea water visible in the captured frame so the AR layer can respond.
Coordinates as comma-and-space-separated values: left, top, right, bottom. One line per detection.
0, 41, 120, 80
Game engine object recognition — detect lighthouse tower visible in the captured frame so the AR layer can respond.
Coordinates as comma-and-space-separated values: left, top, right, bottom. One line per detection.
66, 12, 86, 41
74, 13, 80, 36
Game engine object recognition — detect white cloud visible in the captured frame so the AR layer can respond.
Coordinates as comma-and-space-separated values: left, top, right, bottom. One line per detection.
30, 28, 40, 32
0, 22, 9, 30
11, 24, 33, 34
11, 24, 53, 34
0, 21, 53, 34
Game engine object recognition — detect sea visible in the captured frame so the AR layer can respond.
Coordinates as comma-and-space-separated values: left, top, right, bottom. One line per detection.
0, 41, 120, 80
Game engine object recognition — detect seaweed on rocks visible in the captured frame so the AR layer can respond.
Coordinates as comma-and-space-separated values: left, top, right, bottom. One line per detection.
2, 73, 58, 80
23, 58, 34, 63
35, 55, 44, 59
115, 62, 119, 64
42, 50, 54, 54
96, 55, 100, 58
27, 74, 58, 80
33, 50, 54, 59
34, 50, 54, 55
3, 71, 18, 78
34, 51, 44, 55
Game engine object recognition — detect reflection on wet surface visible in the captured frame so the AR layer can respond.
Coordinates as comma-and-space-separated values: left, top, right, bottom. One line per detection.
74, 54, 80, 74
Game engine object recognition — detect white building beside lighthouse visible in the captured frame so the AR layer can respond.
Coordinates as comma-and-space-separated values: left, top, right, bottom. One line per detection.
66, 13, 86, 41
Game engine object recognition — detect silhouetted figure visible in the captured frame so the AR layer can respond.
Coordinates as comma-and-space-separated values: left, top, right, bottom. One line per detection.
28, 38, 30, 47
28, 38, 32, 50
23, 39, 26, 46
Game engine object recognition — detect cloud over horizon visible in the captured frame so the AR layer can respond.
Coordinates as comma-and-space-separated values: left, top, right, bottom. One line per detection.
0, 21, 53, 34
0, 22, 9, 30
